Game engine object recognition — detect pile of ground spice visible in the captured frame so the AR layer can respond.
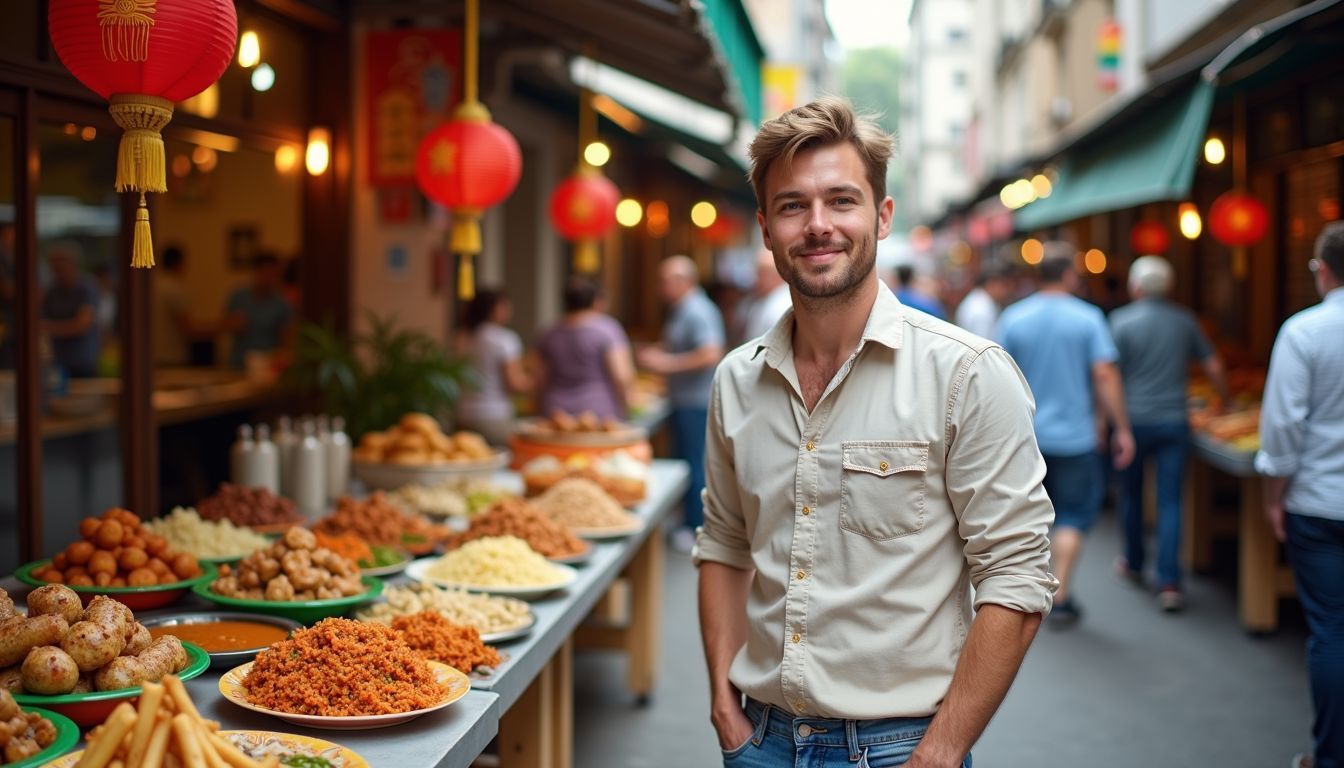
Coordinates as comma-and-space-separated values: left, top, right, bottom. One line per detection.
242, 617, 445, 715
443, 497, 587, 557
391, 611, 502, 674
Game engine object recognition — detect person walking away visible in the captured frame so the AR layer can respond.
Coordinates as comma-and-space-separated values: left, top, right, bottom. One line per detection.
734, 248, 792, 345
637, 255, 724, 553
40, 243, 101, 378
454, 289, 531, 446
534, 276, 634, 422
1109, 256, 1229, 611
152, 245, 198, 367
223, 253, 294, 371
1256, 222, 1344, 768
998, 244, 1134, 625
954, 261, 1014, 340
697, 96, 1057, 767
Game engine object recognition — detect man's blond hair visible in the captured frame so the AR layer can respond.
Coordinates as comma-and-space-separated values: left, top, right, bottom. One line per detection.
747, 95, 894, 212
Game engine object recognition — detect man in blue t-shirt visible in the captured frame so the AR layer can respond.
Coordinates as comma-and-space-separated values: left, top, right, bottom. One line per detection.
41, 244, 102, 378
637, 255, 725, 551
999, 244, 1134, 625
224, 253, 294, 370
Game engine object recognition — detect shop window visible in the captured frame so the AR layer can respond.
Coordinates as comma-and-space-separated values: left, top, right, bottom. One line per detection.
35, 119, 126, 537
188, 14, 311, 133
1282, 158, 1340, 317
0, 114, 18, 571
1304, 80, 1344, 149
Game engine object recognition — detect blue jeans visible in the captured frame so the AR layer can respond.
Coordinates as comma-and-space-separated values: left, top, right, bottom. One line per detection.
1042, 452, 1103, 532
670, 406, 708, 529
1119, 421, 1190, 589
723, 699, 971, 768
1285, 513, 1344, 768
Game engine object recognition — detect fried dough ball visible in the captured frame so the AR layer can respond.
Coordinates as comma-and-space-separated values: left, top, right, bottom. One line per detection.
20, 646, 79, 695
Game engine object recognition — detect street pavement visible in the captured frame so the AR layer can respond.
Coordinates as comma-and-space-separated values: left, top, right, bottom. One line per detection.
572, 514, 1312, 767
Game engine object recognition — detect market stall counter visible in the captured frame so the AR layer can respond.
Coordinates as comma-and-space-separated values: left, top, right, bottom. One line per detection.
1186, 432, 1295, 633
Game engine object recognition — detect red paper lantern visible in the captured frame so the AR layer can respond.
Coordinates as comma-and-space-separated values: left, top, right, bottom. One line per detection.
49, 0, 237, 267
414, 104, 522, 297
1209, 191, 1269, 247
548, 169, 619, 273
698, 211, 745, 247
1129, 220, 1170, 255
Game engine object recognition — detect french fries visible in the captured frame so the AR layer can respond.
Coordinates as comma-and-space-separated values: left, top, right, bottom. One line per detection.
75, 677, 267, 768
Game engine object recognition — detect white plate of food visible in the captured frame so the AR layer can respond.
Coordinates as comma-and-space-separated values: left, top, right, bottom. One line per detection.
404, 557, 577, 601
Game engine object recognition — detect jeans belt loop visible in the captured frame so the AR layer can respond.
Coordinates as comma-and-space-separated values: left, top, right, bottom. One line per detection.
751, 702, 771, 747
846, 718, 861, 761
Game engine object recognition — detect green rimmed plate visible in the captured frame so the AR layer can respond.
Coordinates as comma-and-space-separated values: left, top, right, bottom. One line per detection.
12, 560, 218, 611
6, 706, 79, 768
13, 642, 209, 727
192, 576, 384, 625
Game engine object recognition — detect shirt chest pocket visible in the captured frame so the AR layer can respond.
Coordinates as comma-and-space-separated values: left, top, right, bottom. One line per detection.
840, 441, 930, 540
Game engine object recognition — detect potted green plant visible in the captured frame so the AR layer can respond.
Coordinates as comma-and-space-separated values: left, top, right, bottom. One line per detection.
286, 312, 476, 439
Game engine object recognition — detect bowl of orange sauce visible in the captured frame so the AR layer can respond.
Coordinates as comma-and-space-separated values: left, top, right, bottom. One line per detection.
140, 612, 302, 668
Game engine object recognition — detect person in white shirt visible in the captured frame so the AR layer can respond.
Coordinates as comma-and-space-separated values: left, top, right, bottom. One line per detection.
1255, 222, 1344, 768
736, 248, 792, 344
954, 261, 1015, 340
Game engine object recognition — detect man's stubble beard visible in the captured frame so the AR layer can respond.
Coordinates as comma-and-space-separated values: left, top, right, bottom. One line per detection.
781, 223, 878, 306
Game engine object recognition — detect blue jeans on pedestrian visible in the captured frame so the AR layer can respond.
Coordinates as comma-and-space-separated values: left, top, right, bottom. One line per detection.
670, 406, 708, 530
723, 699, 971, 768
1042, 452, 1103, 532
1285, 512, 1344, 768
1119, 421, 1190, 589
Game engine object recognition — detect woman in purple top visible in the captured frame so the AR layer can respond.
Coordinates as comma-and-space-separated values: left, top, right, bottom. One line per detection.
454, 289, 531, 445
534, 277, 634, 421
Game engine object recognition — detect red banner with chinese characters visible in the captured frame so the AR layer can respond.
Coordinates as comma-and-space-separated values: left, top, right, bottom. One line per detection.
364, 28, 462, 187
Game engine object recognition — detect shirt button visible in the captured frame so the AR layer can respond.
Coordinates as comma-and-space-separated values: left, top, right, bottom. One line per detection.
792, 633, 801, 643
801, 505, 811, 515
806, 440, 816, 451
794, 700, 805, 712
879, 461, 889, 471
796, 570, 806, 580
798, 724, 813, 738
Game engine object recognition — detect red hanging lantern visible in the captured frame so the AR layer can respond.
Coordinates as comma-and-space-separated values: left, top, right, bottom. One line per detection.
1209, 191, 1269, 247
1129, 220, 1170, 255
415, 109, 522, 291
548, 169, 619, 273
412, 0, 521, 300
698, 210, 745, 247
49, 0, 237, 268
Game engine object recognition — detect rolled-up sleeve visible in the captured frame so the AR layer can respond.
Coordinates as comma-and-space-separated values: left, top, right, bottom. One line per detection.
693, 371, 753, 571
1255, 327, 1308, 478
945, 347, 1058, 614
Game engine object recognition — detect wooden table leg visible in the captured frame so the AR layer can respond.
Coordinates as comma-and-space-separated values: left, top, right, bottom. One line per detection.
1183, 459, 1213, 573
550, 638, 573, 768
499, 660, 554, 768
1238, 475, 1279, 633
624, 529, 664, 702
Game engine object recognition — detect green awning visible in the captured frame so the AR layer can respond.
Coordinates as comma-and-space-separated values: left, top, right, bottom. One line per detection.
700, 0, 765, 126
1014, 80, 1215, 231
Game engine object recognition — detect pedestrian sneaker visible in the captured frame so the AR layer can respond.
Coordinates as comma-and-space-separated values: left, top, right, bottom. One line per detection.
1291, 753, 1313, 768
1157, 587, 1185, 613
1113, 556, 1144, 587
1047, 598, 1083, 628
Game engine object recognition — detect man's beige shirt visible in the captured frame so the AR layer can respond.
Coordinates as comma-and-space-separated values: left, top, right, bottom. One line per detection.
695, 283, 1058, 720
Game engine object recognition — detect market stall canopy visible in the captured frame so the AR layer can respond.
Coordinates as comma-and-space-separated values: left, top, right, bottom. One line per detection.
1014, 0, 1344, 232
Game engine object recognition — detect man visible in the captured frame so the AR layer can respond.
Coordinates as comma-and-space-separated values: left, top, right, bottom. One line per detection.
998, 244, 1134, 625
636, 255, 725, 551
1109, 256, 1229, 612
223, 253, 294, 370
152, 245, 194, 367
735, 247, 792, 344
696, 96, 1057, 768
1256, 222, 1344, 768
894, 263, 946, 319
40, 244, 101, 378
954, 261, 1015, 340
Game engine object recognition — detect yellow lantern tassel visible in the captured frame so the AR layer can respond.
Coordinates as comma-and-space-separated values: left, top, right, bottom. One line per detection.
110, 94, 172, 269
458, 255, 475, 300
132, 194, 154, 268
450, 209, 483, 254
574, 240, 600, 273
